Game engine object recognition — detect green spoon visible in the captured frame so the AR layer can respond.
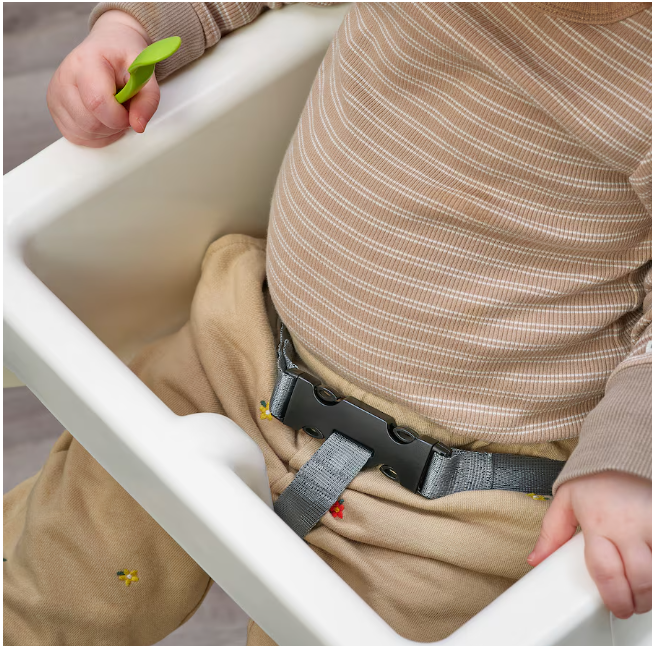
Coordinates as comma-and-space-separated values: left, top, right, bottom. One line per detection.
115, 36, 181, 104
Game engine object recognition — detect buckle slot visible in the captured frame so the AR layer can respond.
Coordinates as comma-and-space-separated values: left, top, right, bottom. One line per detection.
278, 371, 450, 493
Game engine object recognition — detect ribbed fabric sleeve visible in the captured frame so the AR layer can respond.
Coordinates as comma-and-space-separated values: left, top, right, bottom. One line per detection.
89, 2, 287, 79
554, 364, 652, 491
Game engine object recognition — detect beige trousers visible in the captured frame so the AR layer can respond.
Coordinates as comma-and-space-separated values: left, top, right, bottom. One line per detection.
4, 235, 576, 645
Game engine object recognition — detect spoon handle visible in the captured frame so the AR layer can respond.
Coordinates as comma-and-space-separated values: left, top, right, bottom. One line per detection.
115, 36, 181, 104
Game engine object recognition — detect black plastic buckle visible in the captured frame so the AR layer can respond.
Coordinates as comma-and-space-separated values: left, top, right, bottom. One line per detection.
276, 371, 452, 494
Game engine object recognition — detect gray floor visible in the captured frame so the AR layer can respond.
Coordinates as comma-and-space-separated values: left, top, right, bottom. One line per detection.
3, 2, 90, 173
3, 4, 249, 644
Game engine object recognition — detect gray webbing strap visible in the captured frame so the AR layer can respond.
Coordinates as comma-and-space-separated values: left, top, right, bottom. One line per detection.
420, 450, 561, 498
270, 324, 563, 538
269, 324, 298, 420
274, 432, 372, 538
276, 444, 561, 538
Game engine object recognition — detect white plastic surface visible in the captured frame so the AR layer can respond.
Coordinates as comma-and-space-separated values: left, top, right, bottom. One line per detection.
4, 5, 651, 645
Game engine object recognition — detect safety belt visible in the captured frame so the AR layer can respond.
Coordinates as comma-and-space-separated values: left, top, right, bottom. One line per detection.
270, 325, 564, 538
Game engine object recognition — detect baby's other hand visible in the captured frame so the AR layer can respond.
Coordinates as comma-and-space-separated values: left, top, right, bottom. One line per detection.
528, 472, 652, 619
47, 10, 159, 147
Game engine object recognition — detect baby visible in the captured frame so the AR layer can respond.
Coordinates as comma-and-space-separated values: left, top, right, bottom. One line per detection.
5, 3, 652, 645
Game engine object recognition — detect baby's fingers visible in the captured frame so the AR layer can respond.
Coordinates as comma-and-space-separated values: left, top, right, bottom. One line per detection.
127, 75, 160, 133
50, 103, 125, 148
585, 534, 634, 619
62, 85, 125, 139
77, 59, 130, 131
528, 489, 577, 566
50, 86, 125, 147
622, 542, 652, 614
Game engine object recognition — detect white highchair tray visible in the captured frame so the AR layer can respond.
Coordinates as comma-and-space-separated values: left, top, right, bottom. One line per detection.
4, 5, 650, 645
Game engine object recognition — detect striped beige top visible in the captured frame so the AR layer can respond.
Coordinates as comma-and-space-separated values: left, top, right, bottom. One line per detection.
92, 2, 652, 486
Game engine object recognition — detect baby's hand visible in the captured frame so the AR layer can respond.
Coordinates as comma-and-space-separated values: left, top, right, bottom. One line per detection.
528, 472, 652, 618
47, 10, 159, 147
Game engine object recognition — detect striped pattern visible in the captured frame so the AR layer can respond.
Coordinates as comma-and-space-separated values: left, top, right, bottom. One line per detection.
90, 2, 652, 482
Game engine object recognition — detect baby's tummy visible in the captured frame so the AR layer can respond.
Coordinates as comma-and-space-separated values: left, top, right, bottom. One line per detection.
266, 181, 648, 444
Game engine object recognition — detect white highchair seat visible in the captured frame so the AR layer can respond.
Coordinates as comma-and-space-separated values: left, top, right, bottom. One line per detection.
4, 5, 651, 645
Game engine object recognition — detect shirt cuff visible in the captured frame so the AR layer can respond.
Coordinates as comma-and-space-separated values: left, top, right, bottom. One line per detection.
89, 3, 205, 79
553, 363, 652, 493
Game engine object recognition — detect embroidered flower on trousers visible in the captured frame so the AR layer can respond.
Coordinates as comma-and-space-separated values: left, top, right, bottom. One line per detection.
117, 570, 139, 586
329, 499, 345, 518
259, 400, 272, 421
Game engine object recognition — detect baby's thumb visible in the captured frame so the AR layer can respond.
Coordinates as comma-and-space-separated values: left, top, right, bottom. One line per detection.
527, 490, 578, 566
128, 75, 160, 133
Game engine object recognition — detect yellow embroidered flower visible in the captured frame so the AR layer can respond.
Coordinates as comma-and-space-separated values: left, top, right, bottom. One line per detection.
527, 493, 551, 501
117, 570, 139, 586
259, 400, 272, 421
